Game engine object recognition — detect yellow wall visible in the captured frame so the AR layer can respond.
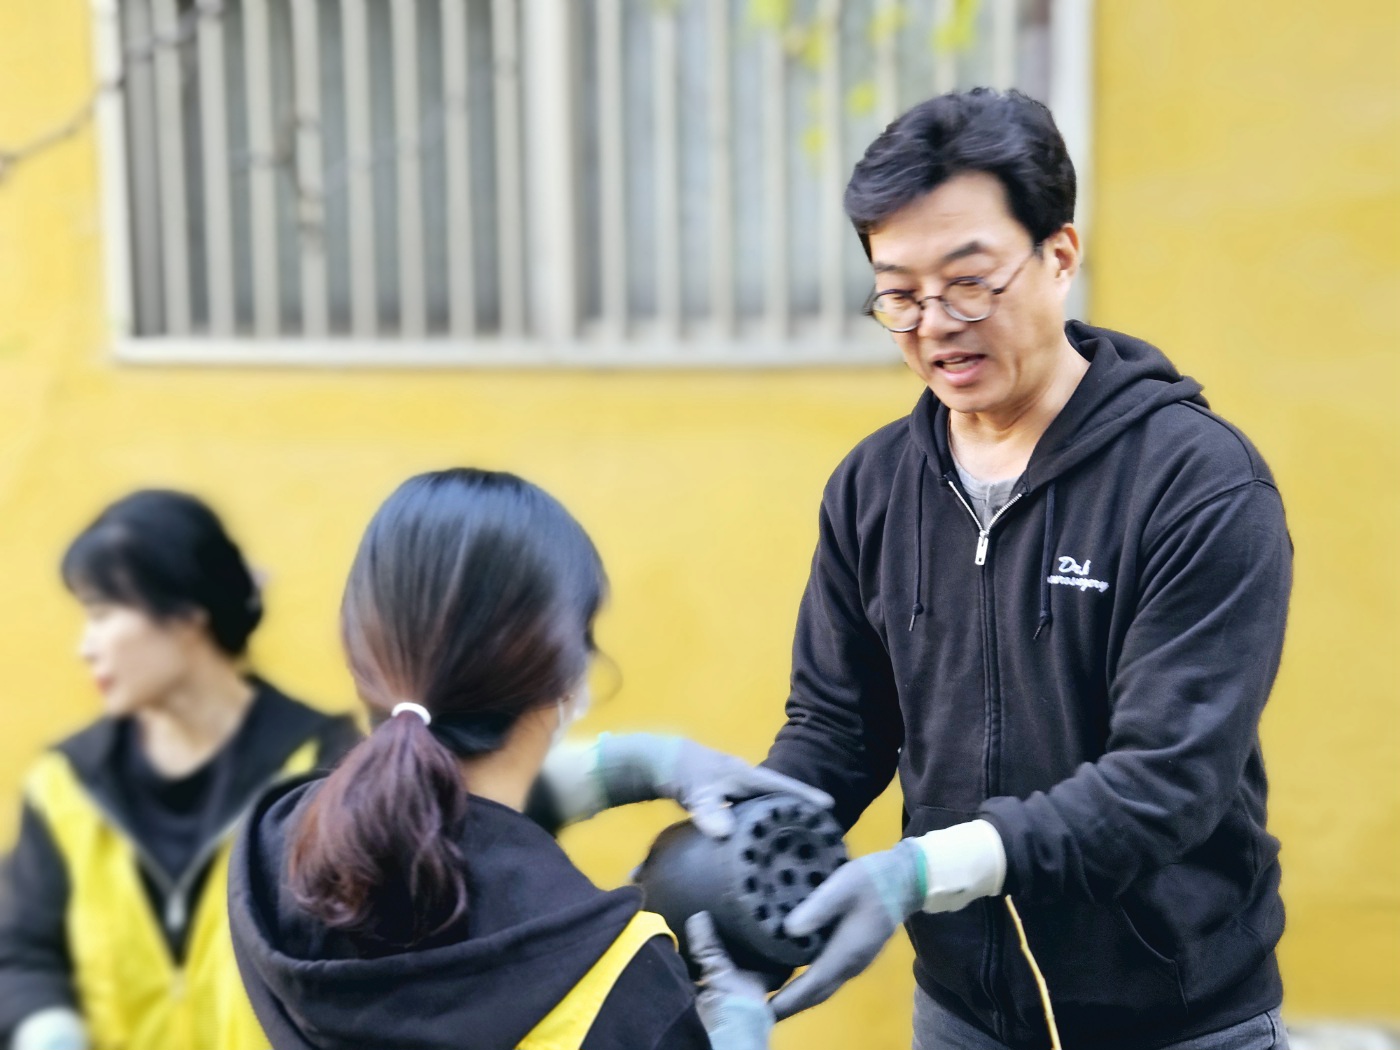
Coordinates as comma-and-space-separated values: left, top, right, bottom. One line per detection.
1094, 0, 1400, 1018
0, 0, 1395, 1042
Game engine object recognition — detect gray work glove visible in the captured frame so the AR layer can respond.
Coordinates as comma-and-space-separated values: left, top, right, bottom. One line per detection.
12, 1008, 89, 1050
547, 732, 833, 838
769, 820, 1005, 1019
686, 912, 774, 1050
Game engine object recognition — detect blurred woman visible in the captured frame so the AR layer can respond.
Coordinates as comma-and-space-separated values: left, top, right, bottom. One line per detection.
228, 469, 795, 1049
0, 491, 359, 1050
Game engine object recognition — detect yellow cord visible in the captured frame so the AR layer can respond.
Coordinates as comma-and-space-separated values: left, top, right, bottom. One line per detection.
1004, 897, 1063, 1050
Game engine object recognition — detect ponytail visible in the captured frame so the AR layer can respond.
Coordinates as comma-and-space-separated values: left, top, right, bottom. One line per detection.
288, 712, 469, 946
305, 468, 608, 947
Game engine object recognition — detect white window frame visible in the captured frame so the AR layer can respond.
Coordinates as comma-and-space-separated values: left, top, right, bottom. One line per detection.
90, 0, 1094, 369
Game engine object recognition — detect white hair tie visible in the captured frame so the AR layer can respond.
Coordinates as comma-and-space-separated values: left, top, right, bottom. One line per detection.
390, 701, 432, 726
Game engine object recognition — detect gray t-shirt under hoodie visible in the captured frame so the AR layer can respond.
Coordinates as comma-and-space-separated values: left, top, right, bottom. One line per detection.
953, 460, 1020, 529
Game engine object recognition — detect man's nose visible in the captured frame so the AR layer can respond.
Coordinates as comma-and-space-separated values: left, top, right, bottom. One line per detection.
917, 298, 967, 339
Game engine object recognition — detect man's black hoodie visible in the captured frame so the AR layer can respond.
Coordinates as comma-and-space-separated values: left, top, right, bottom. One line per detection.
765, 322, 1292, 1049
228, 776, 708, 1050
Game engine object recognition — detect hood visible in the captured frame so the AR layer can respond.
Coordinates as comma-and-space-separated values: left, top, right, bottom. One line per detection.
53, 678, 356, 864
229, 776, 642, 1050
908, 320, 1207, 490
902, 322, 1207, 638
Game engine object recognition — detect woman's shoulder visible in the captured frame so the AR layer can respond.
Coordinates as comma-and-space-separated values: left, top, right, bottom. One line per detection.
581, 937, 708, 1050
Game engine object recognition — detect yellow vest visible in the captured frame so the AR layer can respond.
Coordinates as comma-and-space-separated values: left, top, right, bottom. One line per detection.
29, 744, 674, 1050
24, 741, 319, 1050
518, 910, 676, 1050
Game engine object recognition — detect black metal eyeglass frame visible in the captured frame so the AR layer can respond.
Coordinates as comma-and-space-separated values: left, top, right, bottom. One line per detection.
863, 243, 1043, 332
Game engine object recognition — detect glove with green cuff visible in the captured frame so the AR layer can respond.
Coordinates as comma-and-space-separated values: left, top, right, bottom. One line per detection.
768, 819, 1006, 1019
540, 733, 833, 839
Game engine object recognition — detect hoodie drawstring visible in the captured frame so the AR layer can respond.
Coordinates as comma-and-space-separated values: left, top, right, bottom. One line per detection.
1034, 481, 1056, 640
909, 465, 927, 632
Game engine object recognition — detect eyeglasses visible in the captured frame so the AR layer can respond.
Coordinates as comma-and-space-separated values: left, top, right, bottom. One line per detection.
864, 245, 1041, 332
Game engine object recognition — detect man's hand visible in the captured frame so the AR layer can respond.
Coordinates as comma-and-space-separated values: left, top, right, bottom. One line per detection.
769, 820, 1007, 1019
768, 839, 925, 1019
686, 912, 774, 1050
594, 733, 833, 838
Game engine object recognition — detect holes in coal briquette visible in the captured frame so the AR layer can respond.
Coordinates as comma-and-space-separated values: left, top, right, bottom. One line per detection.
791, 935, 812, 950
741, 848, 755, 863
779, 869, 795, 887
754, 904, 770, 922
752, 823, 767, 839
744, 876, 759, 894
807, 871, 825, 887
796, 843, 815, 861
774, 833, 791, 852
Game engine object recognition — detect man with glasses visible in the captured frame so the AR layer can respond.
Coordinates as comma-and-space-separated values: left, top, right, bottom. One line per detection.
685, 90, 1293, 1048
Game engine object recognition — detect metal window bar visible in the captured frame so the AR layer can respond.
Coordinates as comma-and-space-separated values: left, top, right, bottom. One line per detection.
244, 0, 282, 336
595, 0, 628, 341
149, 0, 191, 336
198, 6, 236, 334
341, 0, 378, 336
441, 0, 476, 338
391, 0, 426, 338
106, 0, 1080, 365
289, 0, 328, 336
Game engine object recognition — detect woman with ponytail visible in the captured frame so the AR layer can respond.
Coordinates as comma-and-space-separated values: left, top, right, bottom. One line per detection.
228, 469, 816, 1050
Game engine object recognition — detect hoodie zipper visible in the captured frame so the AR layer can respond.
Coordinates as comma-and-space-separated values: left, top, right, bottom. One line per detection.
946, 476, 1019, 1037
162, 808, 253, 936
80, 765, 301, 964
946, 481, 1024, 566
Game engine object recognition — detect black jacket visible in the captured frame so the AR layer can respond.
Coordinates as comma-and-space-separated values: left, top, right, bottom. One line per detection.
228, 776, 709, 1050
765, 323, 1292, 1049
0, 679, 359, 1041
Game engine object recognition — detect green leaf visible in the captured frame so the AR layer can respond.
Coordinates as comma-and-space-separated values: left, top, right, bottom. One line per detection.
748, 0, 794, 30
934, 0, 982, 54
869, 2, 910, 46
797, 25, 832, 70
846, 80, 877, 117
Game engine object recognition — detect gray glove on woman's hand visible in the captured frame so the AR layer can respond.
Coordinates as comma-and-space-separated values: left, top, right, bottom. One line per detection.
595, 733, 833, 838
686, 912, 774, 1050
542, 733, 832, 838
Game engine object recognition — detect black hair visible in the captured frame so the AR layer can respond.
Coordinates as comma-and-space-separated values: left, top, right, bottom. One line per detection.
60, 489, 263, 656
289, 468, 607, 946
844, 88, 1076, 257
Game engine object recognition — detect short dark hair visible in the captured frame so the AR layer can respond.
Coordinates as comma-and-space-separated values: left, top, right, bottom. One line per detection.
844, 88, 1076, 257
288, 468, 607, 946
61, 489, 262, 656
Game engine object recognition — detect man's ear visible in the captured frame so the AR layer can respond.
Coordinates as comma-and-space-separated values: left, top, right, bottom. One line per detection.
1048, 223, 1081, 280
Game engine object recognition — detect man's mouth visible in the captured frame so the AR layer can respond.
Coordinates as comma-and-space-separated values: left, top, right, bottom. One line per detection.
934, 354, 985, 374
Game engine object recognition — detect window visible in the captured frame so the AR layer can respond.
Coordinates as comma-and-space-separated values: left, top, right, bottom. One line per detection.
96, 0, 1092, 365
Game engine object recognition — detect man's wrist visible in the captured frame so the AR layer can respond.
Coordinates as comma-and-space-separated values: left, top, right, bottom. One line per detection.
911, 819, 1007, 912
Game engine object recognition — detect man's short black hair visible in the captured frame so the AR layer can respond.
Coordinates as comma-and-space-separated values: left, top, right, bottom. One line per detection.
845, 88, 1076, 257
